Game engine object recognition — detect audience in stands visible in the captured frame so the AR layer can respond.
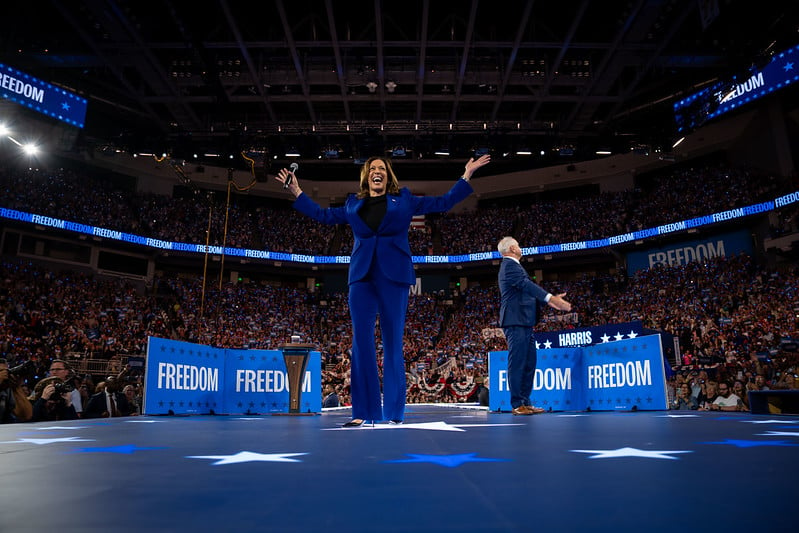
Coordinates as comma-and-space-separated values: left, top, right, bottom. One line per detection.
1, 160, 798, 419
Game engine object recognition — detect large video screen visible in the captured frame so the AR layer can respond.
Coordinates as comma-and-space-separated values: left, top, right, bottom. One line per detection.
0, 63, 88, 128
673, 43, 798, 133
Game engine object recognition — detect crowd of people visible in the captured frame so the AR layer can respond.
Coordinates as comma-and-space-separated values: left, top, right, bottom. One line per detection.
0, 159, 790, 258
1, 158, 798, 422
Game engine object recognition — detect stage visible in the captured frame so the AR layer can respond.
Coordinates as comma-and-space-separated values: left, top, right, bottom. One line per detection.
1, 405, 797, 532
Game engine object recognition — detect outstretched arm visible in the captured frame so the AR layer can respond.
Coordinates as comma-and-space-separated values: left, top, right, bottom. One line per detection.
461, 154, 491, 182
275, 168, 303, 198
548, 293, 572, 312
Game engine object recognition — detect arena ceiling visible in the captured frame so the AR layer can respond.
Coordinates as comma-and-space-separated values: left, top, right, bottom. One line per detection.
3, 1, 798, 177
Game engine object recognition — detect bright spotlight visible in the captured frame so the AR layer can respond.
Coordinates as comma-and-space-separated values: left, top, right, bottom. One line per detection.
22, 143, 39, 156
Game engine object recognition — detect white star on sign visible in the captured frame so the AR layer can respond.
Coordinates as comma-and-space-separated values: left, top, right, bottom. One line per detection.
543, 340, 552, 349
627, 330, 638, 339
600, 333, 611, 343
570, 447, 693, 459
1, 437, 96, 445
535, 341, 541, 349
324, 421, 522, 432
613, 332, 625, 341
187, 451, 308, 465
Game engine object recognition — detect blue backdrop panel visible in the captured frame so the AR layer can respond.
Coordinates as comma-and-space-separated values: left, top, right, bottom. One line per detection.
534, 321, 643, 349
488, 347, 583, 412
144, 337, 225, 415
489, 335, 667, 412
582, 335, 669, 411
143, 337, 321, 415
223, 348, 321, 414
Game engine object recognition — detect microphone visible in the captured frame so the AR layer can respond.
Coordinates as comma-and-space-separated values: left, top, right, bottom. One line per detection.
284, 162, 298, 189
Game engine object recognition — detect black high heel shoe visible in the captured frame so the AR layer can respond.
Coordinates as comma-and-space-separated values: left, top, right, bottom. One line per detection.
343, 419, 365, 427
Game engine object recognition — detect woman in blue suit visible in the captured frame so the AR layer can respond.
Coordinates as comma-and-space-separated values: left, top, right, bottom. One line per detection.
277, 154, 490, 426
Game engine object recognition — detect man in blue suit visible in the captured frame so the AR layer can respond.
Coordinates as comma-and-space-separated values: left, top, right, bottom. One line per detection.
497, 237, 572, 415
277, 154, 490, 426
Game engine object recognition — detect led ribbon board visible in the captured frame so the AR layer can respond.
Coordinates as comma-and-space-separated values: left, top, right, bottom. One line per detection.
1, 190, 797, 264
0, 63, 87, 128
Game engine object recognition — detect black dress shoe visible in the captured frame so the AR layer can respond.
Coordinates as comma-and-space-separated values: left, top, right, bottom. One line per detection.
343, 419, 365, 427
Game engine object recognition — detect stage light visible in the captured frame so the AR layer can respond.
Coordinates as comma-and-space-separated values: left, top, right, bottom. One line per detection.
22, 143, 39, 156
366, 81, 378, 93
385, 80, 397, 93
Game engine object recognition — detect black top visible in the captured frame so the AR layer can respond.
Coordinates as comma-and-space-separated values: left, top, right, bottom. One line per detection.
359, 194, 387, 232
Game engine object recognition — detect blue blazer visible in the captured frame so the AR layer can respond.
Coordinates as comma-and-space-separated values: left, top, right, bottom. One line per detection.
293, 179, 473, 285
498, 257, 550, 327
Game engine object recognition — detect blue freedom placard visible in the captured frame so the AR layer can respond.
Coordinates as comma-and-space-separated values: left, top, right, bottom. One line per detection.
488, 346, 583, 412
581, 336, 669, 411
143, 337, 321, 415
223, 347, 321, 414
489, 335, 668, 412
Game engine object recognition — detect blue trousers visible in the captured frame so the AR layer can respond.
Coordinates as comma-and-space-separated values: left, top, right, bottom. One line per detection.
348, 266, 409, 422
503, 326, 537, 409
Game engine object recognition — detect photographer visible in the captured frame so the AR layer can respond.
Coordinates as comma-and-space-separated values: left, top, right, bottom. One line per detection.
46, 360, 84, 418
0, 358, 17, 423
0, 358, 33, 422
31, 376, 78, 422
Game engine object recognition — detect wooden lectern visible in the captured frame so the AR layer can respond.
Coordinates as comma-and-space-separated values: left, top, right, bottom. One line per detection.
275, 342, 318, 415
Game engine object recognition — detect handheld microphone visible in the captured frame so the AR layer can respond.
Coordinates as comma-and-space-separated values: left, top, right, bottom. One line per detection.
284, 162, 298, 189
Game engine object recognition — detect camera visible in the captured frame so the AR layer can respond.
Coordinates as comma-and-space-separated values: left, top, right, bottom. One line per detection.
53, 380, 75, 395
9, 360, 35, 377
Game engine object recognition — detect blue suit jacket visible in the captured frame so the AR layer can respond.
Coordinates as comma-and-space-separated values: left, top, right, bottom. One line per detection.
293, 179, 473, 285
498, 257, 550, 327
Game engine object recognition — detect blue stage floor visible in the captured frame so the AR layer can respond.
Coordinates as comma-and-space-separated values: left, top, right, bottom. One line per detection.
1, 405, 798, 532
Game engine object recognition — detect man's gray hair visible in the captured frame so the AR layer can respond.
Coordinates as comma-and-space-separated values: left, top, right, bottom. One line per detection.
497, 236, 517, 255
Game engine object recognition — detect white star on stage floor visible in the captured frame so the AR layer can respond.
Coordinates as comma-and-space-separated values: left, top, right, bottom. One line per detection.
34, 426, 90, 430
186, 451, 308, 465
742, 420, 798, 424
0, 437, 96, 445
658, 414, 700, 418
126, 420, 167, 423
557, 414, 589, 417
324, 421, 522, 432
570, 447, 693, 459
758, 431, 799, 437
